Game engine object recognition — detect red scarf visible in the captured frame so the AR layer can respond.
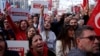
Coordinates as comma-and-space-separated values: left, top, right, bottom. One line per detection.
30, 43, 48, 56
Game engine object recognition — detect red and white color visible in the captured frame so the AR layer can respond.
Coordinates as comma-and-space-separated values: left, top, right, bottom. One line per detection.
87, 0, 100, 36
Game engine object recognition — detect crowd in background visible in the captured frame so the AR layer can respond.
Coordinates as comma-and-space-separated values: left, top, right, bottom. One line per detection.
0, 5, 100, 56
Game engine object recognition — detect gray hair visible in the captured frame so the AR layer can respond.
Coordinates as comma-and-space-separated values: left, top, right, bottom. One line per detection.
75, 25, 94, 38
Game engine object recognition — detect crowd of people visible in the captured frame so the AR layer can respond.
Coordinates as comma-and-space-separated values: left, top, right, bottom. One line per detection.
0, 5, 100, 56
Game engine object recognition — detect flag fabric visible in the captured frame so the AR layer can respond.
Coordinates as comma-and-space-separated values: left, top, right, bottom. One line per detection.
87, 0, 100, 36
82, 0, 89, 10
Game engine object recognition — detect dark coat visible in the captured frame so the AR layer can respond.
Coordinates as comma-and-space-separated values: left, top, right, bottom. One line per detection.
26, 50, 56, 56
4, 50, 19, 56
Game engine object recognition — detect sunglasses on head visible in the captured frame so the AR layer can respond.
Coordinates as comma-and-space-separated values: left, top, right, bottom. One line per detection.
80, 36, 100, 41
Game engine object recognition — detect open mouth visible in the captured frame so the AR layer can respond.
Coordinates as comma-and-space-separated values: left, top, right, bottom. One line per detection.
37, 45, 43, 50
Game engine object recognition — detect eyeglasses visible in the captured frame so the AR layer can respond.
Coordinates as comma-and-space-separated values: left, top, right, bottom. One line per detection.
80, 36, 100, 41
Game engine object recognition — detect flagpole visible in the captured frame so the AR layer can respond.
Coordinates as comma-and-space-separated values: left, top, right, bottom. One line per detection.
84, 0, 89, 16
87, 0, 89, 16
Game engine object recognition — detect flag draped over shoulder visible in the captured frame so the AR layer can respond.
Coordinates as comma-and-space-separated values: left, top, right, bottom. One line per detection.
87, 0, 100, 36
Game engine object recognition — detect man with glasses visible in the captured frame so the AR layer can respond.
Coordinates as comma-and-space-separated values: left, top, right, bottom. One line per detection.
68, 25, 100, 56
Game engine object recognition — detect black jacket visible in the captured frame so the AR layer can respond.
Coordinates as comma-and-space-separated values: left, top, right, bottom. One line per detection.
4, 50, 19, 56
26, 50, 56, 56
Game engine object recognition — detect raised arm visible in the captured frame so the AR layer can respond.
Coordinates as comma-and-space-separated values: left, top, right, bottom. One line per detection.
4, 10, 19, 34
38, 5, 45, 33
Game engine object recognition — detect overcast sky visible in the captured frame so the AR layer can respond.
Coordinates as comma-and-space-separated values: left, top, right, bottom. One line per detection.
59, 0, 95, 9
28, 0, 96, 9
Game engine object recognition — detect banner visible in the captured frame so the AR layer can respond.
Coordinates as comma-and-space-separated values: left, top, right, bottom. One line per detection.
9, 8, 29, 21
7, 40, 29, 56
8, 47, 24, 56
30, 0, 49, 15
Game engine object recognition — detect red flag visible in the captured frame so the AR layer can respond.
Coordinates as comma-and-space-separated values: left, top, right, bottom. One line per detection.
6, 0, 10, 10
87, 0, 100, 36
82, 0, 89, 10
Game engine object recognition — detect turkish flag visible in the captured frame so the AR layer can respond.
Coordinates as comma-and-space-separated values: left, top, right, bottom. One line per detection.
87, 0, 100, 36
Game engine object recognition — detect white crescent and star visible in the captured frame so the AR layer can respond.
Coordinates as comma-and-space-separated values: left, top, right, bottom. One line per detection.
95, 12, 100, 29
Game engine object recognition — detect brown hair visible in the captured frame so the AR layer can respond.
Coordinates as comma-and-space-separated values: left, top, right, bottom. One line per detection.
26, 26, 37, 39
19, 20, 29, 31
57, 25, 76, 54
28, 33, 42, 49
